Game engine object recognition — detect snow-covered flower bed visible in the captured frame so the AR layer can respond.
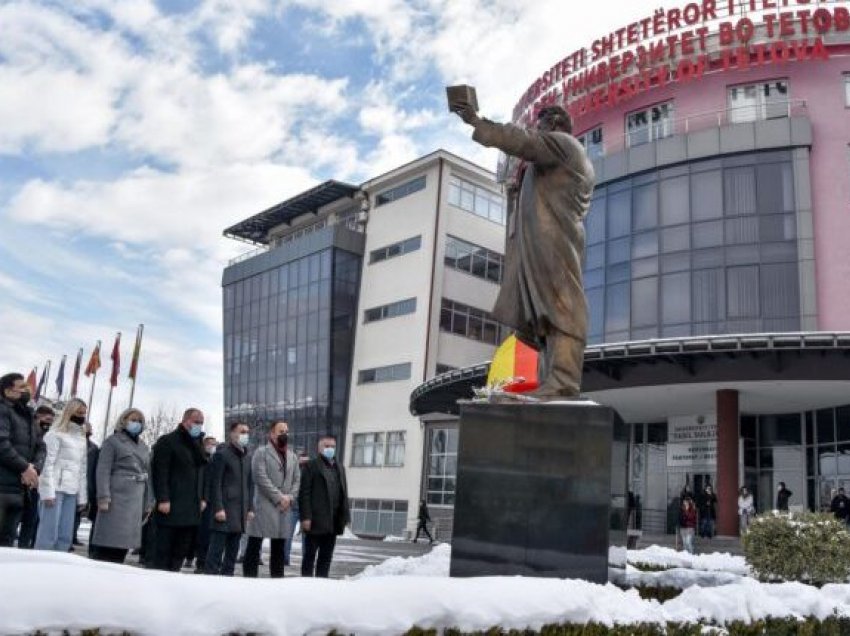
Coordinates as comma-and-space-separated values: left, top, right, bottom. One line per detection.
2, 545, 849, 635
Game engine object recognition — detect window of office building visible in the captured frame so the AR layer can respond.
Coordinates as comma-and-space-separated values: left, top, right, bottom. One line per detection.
375, 176, 426, 207
426, 426, 458, 506
364, 298, 417, 323
350, 499, 408, 536
447, 175, 506, 225
444, 236, 503, 283
577, 126, 604, 159
358, 362, 412, 385
626, 102, 674, 146
584, 151, 800, 344
352, 432, 384, 466
385, 431, 406, 467
728, 80, 789, 123
369, 235, 421, 264
439, 298, 507, 345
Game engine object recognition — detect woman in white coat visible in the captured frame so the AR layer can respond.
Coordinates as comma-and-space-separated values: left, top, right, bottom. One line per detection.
35, 398, 89, 552
738, 486, 755, 534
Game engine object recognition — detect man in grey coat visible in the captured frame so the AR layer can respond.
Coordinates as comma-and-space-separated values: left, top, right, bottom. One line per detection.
204, 422, 252, 576
243, 420, 299, 578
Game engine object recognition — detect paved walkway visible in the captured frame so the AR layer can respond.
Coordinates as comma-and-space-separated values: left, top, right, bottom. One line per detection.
74, 521, 436, 578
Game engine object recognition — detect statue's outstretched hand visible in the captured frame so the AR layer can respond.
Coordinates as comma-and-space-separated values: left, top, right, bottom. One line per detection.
451, 102, 480, 126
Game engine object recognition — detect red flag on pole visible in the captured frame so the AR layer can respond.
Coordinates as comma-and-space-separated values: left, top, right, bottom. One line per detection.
109, 333, 121, 388
128, 324, 143, 380
70, 349, 83, 397
85, 343, 102, 377
26, 368, 37, 395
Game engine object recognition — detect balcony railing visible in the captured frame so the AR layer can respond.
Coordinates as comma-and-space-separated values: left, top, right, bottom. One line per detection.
601, 99, 807, 156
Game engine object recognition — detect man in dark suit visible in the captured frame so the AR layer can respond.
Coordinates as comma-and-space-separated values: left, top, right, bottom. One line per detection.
299, 433, 349, 578
204, 423, 251, 576
151, 408, 208, 571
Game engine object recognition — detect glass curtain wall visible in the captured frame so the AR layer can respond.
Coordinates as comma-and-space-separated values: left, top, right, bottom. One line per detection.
223, 247, 360, 456
584, 150, 799, 344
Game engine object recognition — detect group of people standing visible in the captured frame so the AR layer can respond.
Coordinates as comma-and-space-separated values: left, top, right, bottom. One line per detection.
0, 372, 351, 579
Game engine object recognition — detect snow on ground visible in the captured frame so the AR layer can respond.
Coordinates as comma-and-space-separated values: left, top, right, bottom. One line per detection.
623, 545, 750, 575
2, 545, 848, 635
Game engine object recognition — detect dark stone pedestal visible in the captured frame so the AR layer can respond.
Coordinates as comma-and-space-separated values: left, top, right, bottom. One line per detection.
449, 400, 615, 583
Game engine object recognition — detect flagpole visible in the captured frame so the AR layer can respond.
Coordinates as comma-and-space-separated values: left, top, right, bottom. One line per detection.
129, 323, 144, 408
55, 355, 66, 400
88, 340, 101, 419
103, 332, 121, 437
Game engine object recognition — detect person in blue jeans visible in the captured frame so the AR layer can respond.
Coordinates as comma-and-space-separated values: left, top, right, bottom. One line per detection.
35, 399, 89, 552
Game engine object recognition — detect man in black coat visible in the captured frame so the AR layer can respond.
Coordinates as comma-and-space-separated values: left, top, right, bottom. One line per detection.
73, 423, 99, 549
0, 373, 43, 547
299, 433, 349, 578
17, 405, 54, 549
413, 500, 434, 544
151, 408, 208, 571
776, 482, 793, 512
204, 423, 252, 576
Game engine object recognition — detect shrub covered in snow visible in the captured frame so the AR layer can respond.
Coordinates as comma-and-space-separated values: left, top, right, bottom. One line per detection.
743, 511, 850, 584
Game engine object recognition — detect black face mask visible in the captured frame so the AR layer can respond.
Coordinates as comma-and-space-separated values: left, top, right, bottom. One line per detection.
70, 415, 86, 425
39, 422, 51, 432
276, 433, 289, 447
16, 392, 31, 406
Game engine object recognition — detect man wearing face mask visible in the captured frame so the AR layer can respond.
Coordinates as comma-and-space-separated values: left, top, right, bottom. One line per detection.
243, 420, 299, 578
189, 435, 218, 572
73, 423, 100, 550
204, 423, 252, 575
151, 407, 208, 571
0, 373, 43, 547
299, 433, 349, 578
17, 405, 53, 549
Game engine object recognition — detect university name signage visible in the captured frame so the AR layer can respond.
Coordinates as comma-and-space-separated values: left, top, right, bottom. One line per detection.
667, 415, 718, 469
512, 0, 849, 124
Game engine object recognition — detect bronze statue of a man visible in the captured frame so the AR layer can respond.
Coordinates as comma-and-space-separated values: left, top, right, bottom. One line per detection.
452, 101, 595, 398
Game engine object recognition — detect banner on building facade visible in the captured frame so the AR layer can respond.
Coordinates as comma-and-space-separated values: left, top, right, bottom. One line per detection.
667, 415, 718, 469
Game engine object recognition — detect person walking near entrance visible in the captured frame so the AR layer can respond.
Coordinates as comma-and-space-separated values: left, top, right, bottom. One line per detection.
300, 434, 349, 578
679, 497, 697, 554
412, 500, 434, 544
89, 408, 151, 564
831, 487, 850, 525
205, 422, 252, 576
151, 408, 207, 571
776, 482, 793, 512
243, 421, 298, 578
738, 486, 755, 533
697, 485, 718, 539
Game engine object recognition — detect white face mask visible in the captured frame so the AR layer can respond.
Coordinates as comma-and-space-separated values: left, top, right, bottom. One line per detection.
238, 433, 249, 448
206, 446, 216, 455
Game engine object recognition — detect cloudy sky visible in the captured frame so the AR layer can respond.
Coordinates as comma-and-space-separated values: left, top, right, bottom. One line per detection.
0, 0, 653, 437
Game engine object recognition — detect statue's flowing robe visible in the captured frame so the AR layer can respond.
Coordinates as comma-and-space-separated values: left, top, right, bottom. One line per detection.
473, 120, 596, 346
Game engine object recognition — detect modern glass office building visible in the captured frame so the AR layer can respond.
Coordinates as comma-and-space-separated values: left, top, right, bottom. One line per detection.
222, 183, 364, 455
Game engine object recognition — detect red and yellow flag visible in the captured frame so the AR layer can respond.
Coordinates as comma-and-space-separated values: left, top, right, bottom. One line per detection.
128, 324, 144, 380
25, 368, 37, 395
109, 333, 121, 388
486, 334, 539, 393
84, 342, 101, 377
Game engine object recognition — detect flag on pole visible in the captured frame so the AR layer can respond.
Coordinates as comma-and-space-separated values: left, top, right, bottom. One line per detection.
109, 333, 121, 388
35, 364, 48, 400
486, 334, 539, 393
85, 343, 102, 377
26, 368, 37, 396
128, 324, 144, 380
70, 349, 83, 397
55, 355, 67, 398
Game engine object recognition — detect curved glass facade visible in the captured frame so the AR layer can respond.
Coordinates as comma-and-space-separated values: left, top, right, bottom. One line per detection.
584, 150, 801, 344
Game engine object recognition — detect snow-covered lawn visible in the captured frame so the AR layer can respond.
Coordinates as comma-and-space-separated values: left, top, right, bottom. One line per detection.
1, 544, 849, 635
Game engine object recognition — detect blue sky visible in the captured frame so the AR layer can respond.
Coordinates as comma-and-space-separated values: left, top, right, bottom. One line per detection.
0, 0, 646, 437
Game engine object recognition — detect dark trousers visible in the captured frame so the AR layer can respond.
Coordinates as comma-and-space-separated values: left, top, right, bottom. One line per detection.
204, 531, 241, 576
194, 506, 212, 566
243, 536, 286, 578
140, 516, 157, 567
18, 489, 39, 549
413, 521, 434, 543
91, 545, 129, 564
301, 534, 336, 578
0, 491, 24, 547
153, 522, 197, 571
